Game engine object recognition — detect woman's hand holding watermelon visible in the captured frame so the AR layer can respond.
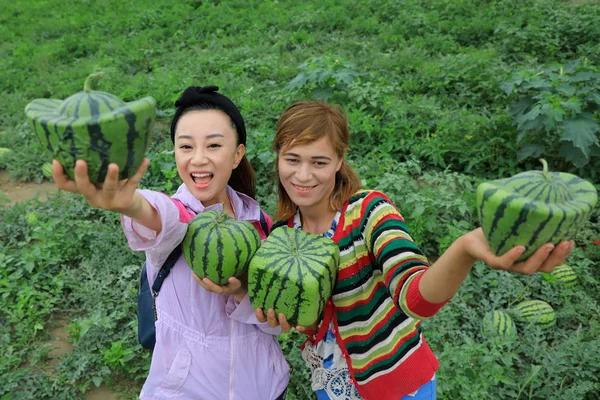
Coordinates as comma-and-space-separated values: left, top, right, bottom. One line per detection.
52, 158, 161, 232
254, 308, 319, 334
192, 272, 248, 302
418, 227, 574, 304
462, 227, 574, 275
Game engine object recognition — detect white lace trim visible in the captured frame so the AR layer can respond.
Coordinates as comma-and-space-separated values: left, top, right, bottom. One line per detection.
301, 323, 434, 399
302, 322, 363, 400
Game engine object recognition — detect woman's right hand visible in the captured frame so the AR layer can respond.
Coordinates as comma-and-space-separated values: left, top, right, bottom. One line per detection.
255, 308, 319, 334
52, 158, 149, 214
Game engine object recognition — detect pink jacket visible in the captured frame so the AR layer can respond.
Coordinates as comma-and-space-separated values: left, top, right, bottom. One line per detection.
121, 184, 289, 400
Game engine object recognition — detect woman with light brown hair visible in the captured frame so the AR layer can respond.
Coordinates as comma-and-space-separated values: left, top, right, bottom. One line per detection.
258, 101, 573, 400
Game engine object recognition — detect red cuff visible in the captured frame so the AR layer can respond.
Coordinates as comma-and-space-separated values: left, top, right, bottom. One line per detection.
405, 273, 450, 318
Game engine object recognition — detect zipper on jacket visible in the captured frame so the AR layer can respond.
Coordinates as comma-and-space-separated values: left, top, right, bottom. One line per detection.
229, 318, 235, 399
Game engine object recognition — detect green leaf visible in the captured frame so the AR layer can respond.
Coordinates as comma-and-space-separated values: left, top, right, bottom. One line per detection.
286, 73, 308, 90
412, 204, 425, 218
562, 59, 580, 74
509, 97, 536, 119
541, 103, 563, 131
559, 141, 589, 167
312, 87, 333, 101
517, 144, 545, 161
500, 75, 523, 95
556, 84, 576, 97
515, 104, 541, 128
23, 261, 35, 273
522, 76, 551, 91
561, 114, 600, 159
585, 92, 600, 106
561, 98, 582, 115
519, 115, 546, 133
569, 71, 599, 83
334, 70, 357, 84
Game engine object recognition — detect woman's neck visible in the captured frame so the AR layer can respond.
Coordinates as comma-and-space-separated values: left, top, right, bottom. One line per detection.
299, 205, 337, 235
203, 189, 236, 219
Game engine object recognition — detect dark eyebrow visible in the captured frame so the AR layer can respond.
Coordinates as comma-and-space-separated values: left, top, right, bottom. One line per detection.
282, 152, 332, 161
176, 133, 225, 141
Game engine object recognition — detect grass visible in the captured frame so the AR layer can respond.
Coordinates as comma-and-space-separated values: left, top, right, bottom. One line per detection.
1, 0, 599, 398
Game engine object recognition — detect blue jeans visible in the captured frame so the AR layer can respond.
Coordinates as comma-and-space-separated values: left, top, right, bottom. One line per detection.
400, 375, 436, 400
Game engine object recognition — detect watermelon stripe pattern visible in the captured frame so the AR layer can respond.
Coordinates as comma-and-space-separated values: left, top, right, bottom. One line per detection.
550, 264, 577, 287
513, 300, 556, 328
477, 160, 597, 261
25, 73, 155, 183
248, 227, 339, 326
41, 163, 53, 179
481, 310, 517, 337
182, 210, 260, 285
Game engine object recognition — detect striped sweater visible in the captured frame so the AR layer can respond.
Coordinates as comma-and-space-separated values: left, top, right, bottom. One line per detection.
274, 190, 448, 399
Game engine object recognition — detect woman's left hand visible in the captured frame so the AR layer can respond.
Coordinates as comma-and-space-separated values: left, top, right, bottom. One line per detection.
463, 228, 574, 275
192, 272, 247, 301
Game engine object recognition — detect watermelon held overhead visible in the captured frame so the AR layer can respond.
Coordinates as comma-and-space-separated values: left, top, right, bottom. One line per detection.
477, 159, 598, 262
182, 209, 261, 286
24, 72, 156, 183
248, 227, 339, 327
512, 300, 556, 328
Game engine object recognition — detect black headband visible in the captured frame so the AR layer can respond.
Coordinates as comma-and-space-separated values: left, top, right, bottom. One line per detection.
170, 85, 246, 145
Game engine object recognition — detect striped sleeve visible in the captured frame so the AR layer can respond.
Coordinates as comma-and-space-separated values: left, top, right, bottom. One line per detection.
363, 192, 443, 319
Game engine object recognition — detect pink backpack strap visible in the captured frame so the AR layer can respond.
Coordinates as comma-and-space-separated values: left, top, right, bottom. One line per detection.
171, 198, 195, 223
170, 196, 270, 239
251, 211, 272, 240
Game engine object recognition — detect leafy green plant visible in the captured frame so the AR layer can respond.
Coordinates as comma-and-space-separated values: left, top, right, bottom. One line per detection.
501, 58, 600, 169
103, 340, 136, 371
2, 0, 600, 398
286, 56, 362, 100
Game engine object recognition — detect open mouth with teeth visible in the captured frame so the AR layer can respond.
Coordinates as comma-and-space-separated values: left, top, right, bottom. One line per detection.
292, 183, 316, 193
192, 172, 213, 188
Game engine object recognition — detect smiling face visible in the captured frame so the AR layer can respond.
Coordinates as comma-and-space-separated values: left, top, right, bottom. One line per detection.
278, 136, 343, 216
174, 109, 244, 206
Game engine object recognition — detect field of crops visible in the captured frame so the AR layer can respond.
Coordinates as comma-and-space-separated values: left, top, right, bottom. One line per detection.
1, 0, 599, 399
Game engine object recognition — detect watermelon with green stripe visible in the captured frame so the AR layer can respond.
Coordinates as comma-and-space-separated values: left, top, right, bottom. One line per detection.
481, 310, 517, 337
42, 163, 53, 180
182, 209, 260, 285
248, 227, 339, 326
550, 264, 577, 288
24, 73, 155, 183
477, 159, 597, 261
512, 300, 556, 328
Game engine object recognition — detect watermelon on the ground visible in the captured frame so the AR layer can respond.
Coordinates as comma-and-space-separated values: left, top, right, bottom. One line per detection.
481, 310, 517, 337
24, 72, 156, 183
248, 227, 339, 326
512, 300, 556, 328
550, 264, 577, 288
182, 209, 260, 285
477, 159, 597, 261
